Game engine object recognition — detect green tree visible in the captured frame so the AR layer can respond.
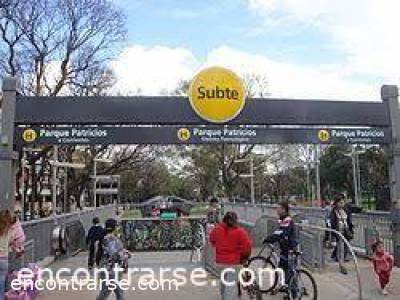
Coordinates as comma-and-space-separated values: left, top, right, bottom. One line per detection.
319, 145, 353, 199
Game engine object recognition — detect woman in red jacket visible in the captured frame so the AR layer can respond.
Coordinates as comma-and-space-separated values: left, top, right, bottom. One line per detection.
210, 211, 252, 300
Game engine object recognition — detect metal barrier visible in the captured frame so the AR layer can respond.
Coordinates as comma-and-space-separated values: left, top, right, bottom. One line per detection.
224, 203, 392, 254
220, 203, 370, 299
120, 216, 207, 251
240, 216, 325, 270
298, 223, 364, 300
202, 219, 363, 299
21, 205, 116, 262
203, 225, 219, 276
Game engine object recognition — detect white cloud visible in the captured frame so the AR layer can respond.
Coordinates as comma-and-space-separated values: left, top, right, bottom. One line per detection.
111, 44, 378, 100
205, 46, 377, 100
108, 1, 396, 100
247, 0, 400, 83
111, 45, 198, 95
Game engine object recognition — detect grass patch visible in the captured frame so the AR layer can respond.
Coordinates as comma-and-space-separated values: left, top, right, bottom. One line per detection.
121, 209, 142, 218
190, 204, 209, 216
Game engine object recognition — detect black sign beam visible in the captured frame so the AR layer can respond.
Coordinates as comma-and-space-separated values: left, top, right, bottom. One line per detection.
15, 96, 390, 127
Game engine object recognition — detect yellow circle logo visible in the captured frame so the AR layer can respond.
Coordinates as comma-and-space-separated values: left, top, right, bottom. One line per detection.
22, 129, 37, 143
189, 67, 246, 123
177, 128, 191, 141
318, 129, 330, 142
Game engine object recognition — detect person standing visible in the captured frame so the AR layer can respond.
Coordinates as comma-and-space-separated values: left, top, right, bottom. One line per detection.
209, 212, 252, 300
87, 217, 105, 269
263, 201, 297, 288
207, 197, 221, 225
0, 210, 12, 299
330, 194, 354, 274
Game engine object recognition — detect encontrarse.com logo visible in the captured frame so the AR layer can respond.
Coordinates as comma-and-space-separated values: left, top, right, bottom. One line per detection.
11, 266, 285, 292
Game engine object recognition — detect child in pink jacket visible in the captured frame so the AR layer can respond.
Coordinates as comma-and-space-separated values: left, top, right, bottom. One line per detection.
371, 240, 394, 295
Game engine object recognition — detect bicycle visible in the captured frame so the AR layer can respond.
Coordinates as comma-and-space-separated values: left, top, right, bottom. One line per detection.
239, 243, 318, 300
237, 243, 279, 299
284, 249, 318, 300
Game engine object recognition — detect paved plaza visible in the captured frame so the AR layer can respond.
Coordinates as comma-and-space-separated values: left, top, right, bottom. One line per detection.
35, 251, 400, 300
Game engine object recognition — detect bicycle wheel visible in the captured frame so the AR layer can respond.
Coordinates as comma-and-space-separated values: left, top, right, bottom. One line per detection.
244, 256, 278, 294
288, 269, 318, 300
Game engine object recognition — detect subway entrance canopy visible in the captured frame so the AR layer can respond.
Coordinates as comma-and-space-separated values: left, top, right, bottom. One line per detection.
11, 66, 394, 146
3, 66, 400, 265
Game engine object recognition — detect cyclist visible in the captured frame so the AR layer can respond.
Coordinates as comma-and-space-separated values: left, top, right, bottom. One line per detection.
263, 201, 297, 290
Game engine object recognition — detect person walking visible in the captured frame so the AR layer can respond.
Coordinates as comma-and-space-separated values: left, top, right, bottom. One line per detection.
0, 210, 12, 299
330, 194, 354, 274
87, 217, 105, 269
209, 212, 252, 300
371, 240, 394, 295
96, 219, 126, 300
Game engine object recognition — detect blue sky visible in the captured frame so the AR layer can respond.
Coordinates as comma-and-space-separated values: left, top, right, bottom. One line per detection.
111, 0, 400, 100
119, 0, 341, 64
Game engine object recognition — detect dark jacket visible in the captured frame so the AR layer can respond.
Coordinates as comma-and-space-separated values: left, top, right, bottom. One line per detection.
209, 222, 252, 265
86, 225, 105, 245
264, 215, 297, 256
329, 208, 354, 240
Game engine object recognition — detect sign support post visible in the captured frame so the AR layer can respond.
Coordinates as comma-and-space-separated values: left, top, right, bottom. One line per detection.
0, 77, 17, 211
382, 85, 400, 266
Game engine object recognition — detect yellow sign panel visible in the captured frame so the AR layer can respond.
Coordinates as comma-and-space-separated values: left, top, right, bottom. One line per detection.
22, 129, 37, 143
177, 128, 191, 141
318, 129, 330, 142
189, 67, 246, 123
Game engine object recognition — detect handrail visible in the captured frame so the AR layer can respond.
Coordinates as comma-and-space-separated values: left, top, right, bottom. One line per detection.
297, 223, 363, 300
235, 216, 364, 300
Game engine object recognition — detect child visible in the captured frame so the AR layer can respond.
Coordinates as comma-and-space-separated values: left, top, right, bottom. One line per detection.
371, 240, 394, 295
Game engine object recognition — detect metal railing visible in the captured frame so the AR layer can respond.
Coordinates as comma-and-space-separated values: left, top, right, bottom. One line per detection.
202, 215, 364, 299
21, 205, 116, 262
224, 203, 392, 254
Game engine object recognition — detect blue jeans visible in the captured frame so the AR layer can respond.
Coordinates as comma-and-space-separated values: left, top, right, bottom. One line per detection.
220, 268, 239, 300
96, 270, 125, 300
0, 259, 8, 300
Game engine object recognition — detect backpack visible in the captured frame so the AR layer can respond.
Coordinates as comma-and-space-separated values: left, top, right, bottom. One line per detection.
101, 235, 124, 270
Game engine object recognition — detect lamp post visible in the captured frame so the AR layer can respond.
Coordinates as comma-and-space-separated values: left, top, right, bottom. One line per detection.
20, 152, 29, 221
20, 147, 43, 220
93, 158, 112, 207
345, 145, 365, 206
234, 157, 255, 205
315, 145, 321, 206
50, 160, 85, 215
52, 146, 58, 216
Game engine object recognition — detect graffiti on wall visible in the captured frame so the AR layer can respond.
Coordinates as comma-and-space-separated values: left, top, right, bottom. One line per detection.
121, 218, 206, 251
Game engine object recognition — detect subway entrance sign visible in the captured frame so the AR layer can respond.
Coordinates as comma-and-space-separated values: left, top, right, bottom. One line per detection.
15, 126, 391, 145
189, 67, 246, 123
